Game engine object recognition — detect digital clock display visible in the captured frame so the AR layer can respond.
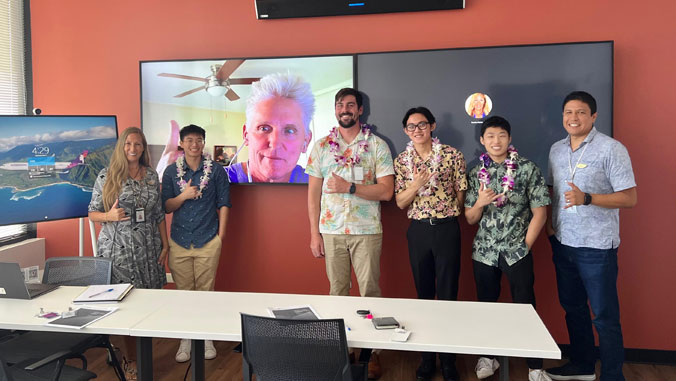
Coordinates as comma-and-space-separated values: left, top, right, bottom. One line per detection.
32, 146, 50, 156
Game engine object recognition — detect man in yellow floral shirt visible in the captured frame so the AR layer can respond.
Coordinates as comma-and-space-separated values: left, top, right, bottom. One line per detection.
394, 106, 467, 381
306, 88, 394, 378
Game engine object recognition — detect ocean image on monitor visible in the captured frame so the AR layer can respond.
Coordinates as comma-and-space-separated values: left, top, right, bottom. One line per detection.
0, 115, 118, 225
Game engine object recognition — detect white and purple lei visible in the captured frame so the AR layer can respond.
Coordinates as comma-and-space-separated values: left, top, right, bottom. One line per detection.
176, 154, 213, 199
478, 146, 518, 207
327, 124, 372, 168
406, 137, 442, 197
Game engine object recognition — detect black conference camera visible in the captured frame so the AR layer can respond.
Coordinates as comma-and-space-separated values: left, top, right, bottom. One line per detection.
32, 108, 42, 115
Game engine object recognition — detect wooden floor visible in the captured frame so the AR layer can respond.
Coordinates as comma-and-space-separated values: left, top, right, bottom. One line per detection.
71, 338, 676, 381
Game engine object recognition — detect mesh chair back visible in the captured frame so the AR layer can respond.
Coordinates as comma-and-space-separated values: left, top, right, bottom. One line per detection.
42, 257, 112, 286
241, 314, 352, 381
0, 355, 11, 381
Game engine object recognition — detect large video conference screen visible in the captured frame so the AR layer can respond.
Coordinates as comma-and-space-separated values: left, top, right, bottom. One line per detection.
140, 41, 612, 184
357, 41, 613, 171
0, 115, 118, 225
140, 55, 354, 183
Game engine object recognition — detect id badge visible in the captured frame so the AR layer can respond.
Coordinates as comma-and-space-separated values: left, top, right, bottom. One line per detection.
353, 166, 364, 182
133, 208, 146, 223
564, 179, 577, 214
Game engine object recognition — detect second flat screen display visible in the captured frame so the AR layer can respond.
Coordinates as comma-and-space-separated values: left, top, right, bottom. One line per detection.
357, 41, 613, 172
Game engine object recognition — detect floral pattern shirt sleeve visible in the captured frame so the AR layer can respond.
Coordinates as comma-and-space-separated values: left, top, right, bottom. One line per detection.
395, 145, 467, 219
306, 129, 393, 234
467, 156, 550, 267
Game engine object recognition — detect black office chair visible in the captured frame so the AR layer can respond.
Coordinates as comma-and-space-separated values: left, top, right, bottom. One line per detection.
42, 256, 112, 286
0, 257, 125, 380
0, 353, 97, 381
240, 313, 366, 381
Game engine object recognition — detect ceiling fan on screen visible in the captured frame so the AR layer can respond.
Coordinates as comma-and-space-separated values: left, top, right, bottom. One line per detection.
158, 59, 259, 100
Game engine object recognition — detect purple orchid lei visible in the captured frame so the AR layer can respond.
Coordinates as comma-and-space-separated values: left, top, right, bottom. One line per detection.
176, 153, 213, 199
327, 124, 372, 168
406, 137, 442, 197
478, 145, 518, 207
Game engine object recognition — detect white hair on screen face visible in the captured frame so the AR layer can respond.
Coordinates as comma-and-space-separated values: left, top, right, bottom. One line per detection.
245, 72, 315, 135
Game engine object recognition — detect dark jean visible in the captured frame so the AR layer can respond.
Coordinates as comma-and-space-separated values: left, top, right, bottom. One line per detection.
550, 235, 624, 381
473, 254, 543, 370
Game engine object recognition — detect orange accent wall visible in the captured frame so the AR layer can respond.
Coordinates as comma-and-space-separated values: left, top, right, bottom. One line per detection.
31, 0, 676, 350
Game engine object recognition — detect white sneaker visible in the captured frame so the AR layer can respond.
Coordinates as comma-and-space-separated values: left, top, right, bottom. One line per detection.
205, 340, 217, 360
529, 369, 553, 381
475, 357, 500, 379
175, 339, 191, 363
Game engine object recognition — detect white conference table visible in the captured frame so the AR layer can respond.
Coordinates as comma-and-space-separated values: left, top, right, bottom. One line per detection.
0, 286, 173, 378
0, 287, 560, 381
0, 286, 170, 335
130, 290, 561, 381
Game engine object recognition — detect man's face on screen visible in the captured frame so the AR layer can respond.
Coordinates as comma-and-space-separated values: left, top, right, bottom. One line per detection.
335, 95, 362, 128
244, 96, 310, 182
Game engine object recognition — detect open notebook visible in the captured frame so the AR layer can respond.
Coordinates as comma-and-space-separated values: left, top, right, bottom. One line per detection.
73, 283, 133, 303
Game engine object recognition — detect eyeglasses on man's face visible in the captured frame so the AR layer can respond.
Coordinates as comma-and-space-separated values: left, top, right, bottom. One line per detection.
404, 121, 430, 132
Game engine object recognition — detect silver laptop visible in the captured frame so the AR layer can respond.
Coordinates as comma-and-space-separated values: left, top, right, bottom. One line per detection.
0, 262, 59, 300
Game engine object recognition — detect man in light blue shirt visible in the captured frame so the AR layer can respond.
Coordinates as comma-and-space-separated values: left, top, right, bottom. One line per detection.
546, 91, 637, 381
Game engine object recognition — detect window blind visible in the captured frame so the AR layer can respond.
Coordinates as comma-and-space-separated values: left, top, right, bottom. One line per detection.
0, 0, 29, 243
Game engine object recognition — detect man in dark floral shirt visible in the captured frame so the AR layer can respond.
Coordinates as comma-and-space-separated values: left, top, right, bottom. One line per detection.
464, 116, 551, 381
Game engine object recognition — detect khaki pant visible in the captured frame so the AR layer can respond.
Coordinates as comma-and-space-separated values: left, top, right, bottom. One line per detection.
323, 234, 382, 297
168, 235, 222, 291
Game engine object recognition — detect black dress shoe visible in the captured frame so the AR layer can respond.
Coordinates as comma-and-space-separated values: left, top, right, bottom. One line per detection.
415, 361, 436, 380
441, 364, 459, 381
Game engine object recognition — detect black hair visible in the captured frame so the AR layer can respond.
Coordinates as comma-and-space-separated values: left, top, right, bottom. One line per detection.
334, 88, 363, 108
402, 106, 436, 127
481, 116, 511, 136
179, 124, 206, 141
562, 91, 597, 115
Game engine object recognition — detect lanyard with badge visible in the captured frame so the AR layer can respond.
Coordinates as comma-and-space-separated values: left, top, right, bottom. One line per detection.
130, 176, 148, 223
353, 165, 364, 182
566, 142, 589, 214
330, 129, 366, 185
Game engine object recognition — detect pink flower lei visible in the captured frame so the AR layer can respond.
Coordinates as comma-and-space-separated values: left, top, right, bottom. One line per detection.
326, 124, 372, 168
406, 137, 442, 197
176, 154, 213, 199
478, 146, 518, 207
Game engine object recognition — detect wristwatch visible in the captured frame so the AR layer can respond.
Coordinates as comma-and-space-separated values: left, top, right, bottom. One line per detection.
583, 192, 592, 206
349, 183, 356, 194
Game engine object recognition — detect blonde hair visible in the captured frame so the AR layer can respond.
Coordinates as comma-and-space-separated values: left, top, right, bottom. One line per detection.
466, 93, 490, 117
102, 127, 150, 211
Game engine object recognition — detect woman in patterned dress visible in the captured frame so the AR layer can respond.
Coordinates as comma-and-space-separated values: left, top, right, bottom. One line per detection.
88, 127, 168, 380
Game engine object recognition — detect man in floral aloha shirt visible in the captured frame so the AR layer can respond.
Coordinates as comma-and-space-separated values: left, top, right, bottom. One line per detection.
465, 116, 551, 381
